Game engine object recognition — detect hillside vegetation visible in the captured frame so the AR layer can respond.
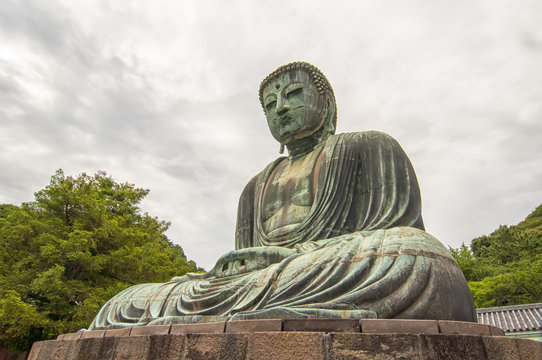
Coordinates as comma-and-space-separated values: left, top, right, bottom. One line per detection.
0, 170, 200, 352
450, 204, 542, 308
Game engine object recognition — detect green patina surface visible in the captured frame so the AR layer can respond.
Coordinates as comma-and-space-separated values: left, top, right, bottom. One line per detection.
89, 62, 476, 330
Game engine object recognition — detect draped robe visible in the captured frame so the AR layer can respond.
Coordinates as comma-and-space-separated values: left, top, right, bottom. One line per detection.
89, 131, 476, 330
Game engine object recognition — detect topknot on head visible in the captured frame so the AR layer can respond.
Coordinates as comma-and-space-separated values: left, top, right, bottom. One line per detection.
259, 61, 334, 107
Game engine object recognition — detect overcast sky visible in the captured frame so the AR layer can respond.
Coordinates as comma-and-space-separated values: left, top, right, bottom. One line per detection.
1, 0, 541, 270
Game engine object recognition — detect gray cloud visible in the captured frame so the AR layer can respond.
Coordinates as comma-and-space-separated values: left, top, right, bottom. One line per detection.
1, 0, 541, 269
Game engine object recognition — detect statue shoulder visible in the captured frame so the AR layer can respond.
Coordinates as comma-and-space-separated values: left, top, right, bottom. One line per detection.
326, 131, 402, 149
239, 156, 286, 197
240, 173, 260, 197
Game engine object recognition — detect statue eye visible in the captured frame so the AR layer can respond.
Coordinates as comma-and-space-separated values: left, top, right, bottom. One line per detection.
265, 101, 276, 113
287, 87, 303, 99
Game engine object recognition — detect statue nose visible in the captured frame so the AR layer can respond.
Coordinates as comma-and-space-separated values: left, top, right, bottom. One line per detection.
276, 104, 290, 115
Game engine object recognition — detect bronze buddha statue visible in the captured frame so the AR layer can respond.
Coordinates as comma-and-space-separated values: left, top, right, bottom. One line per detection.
89, 62, 475, 329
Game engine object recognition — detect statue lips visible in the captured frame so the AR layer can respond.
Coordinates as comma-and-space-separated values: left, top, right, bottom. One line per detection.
276, 115, 298, 138
278, 116, 291, 127
277, 114, 295, 133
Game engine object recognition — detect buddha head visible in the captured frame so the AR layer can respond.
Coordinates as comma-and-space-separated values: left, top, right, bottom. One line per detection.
259, 62, 337, 149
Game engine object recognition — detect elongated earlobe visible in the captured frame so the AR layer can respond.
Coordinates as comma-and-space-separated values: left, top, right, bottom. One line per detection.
279, 143, 285, 154
322, 97, 336, 138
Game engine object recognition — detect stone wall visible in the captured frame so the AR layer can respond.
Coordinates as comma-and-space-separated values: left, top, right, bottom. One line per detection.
28, 319, 542, 359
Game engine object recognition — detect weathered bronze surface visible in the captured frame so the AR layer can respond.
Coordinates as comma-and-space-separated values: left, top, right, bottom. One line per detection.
89, 62, 476, 330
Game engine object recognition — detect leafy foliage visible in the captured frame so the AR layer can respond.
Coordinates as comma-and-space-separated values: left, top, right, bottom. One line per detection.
0, 170, 200, 351
450, 204, 542, 308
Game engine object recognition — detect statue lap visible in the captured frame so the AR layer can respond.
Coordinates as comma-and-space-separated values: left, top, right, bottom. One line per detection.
89, 226, 475, 329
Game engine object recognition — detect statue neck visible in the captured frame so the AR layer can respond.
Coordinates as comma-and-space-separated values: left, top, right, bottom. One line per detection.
286, 132, 325, 160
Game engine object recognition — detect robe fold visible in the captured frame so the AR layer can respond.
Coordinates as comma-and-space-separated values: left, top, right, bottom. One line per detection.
236, 131, 424, 250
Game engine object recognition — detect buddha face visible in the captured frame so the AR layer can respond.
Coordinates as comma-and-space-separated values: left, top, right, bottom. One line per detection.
262, 70, 328, 145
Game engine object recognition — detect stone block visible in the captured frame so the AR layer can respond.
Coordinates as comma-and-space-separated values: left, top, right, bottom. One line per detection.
33, 339, 71, 360
482, 336, 521, 360
226, 319, 283, 333
488, 325, 505, 336
63, 332, 83, 340
130, 324, 170, 336
513, 337, 542, 360
182, 333, 248, 360
360, 319, 439, 334
246, 332, 325, 360
283, 318, 360, 332
437, 320, 490, 335
104, 328, 132, 337
420, 334, 487, 359
146, 334, 185, 360
56, 334, 65, 340
329, 333, 421, 359
170, 321, 226, 334
109, 335, 151, 360
27, 341, 43, 360
66, 337, 117, 360
80, 330, 105, 339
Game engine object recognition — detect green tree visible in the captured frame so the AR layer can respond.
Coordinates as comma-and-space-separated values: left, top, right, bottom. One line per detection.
451, 204, 542, 308
0, 170, 200, 352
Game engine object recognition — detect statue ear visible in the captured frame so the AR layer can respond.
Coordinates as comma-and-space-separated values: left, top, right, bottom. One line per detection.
324, 96, 336, 135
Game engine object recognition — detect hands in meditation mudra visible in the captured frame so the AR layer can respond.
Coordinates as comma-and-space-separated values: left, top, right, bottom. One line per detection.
89, 62, 476, 329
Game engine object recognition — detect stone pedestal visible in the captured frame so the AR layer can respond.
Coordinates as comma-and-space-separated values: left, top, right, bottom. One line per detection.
28, 319, 541, 359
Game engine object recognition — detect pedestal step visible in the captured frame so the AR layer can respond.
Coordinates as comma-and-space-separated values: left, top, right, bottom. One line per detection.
28, 319, 541, 359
